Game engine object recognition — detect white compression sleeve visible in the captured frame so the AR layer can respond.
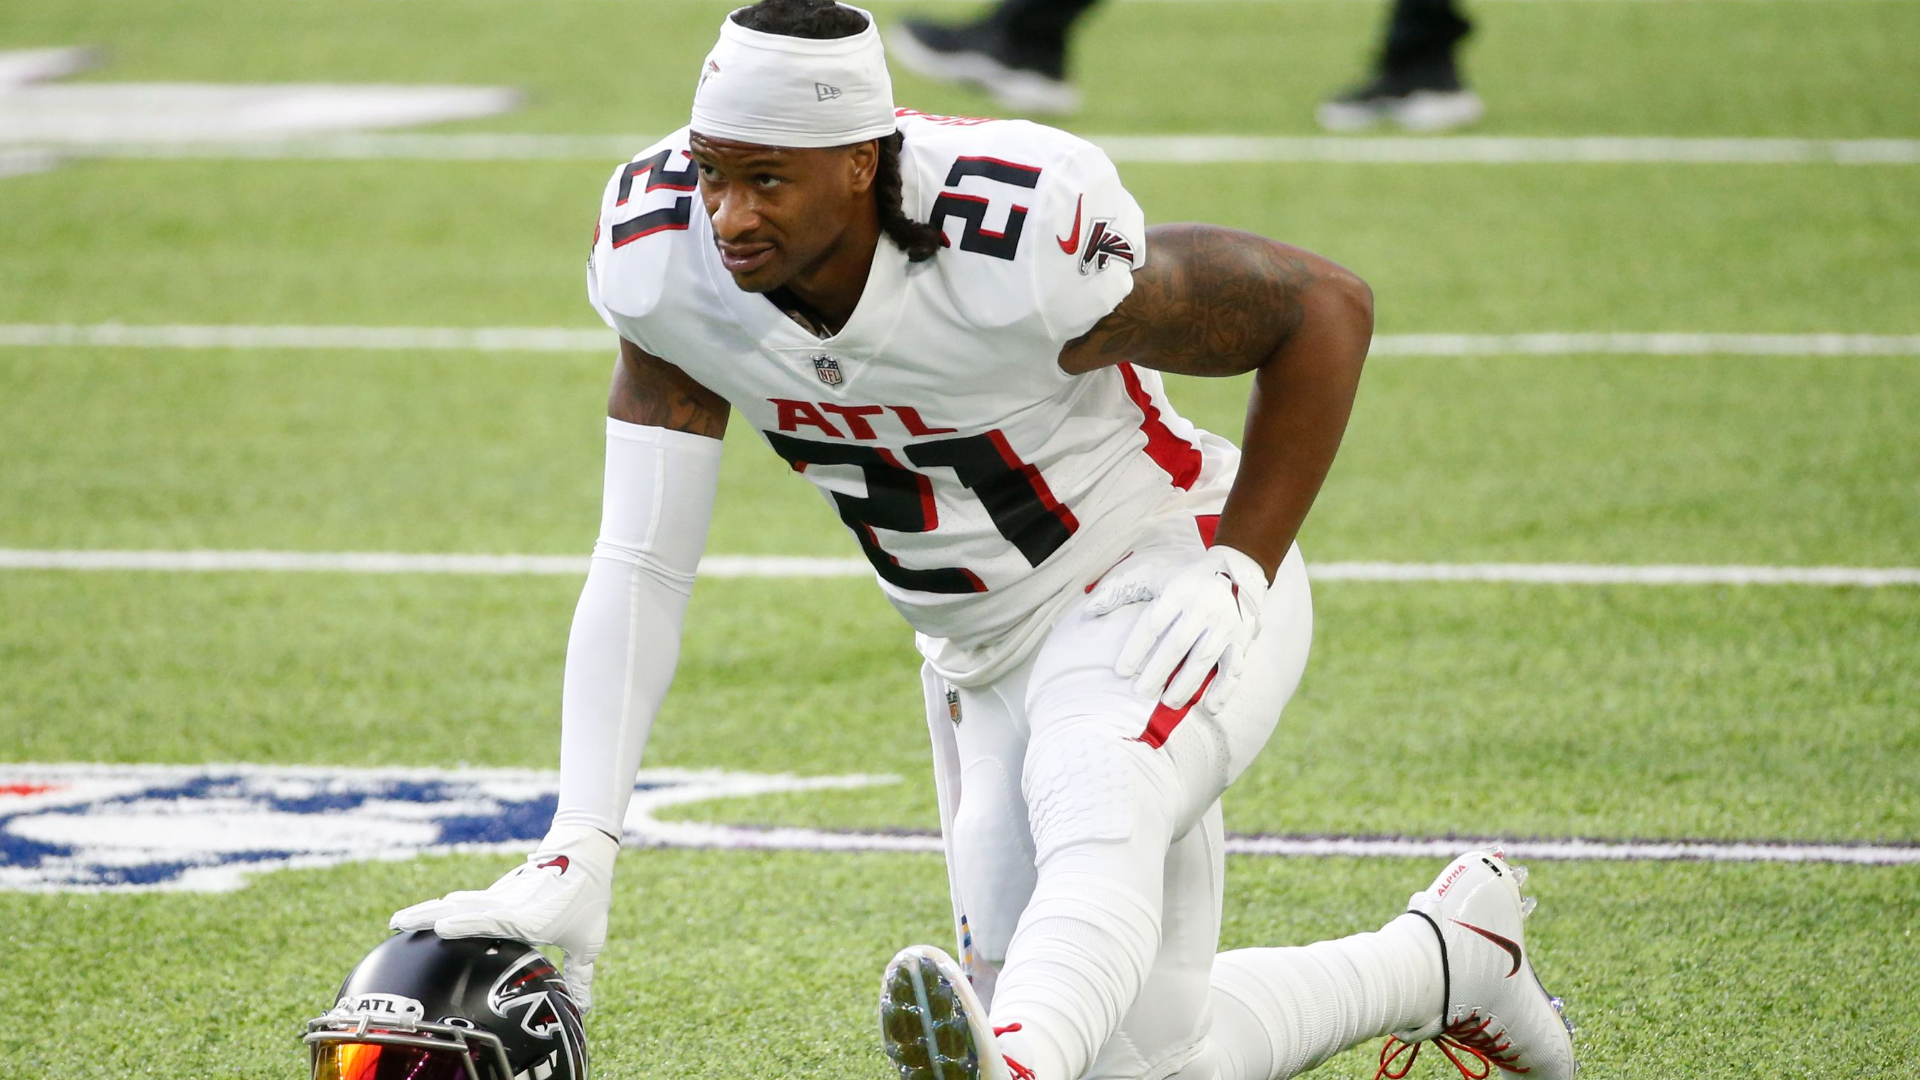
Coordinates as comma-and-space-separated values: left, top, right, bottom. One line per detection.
1203, 914, 1444, 1080
550, 418, 723, 837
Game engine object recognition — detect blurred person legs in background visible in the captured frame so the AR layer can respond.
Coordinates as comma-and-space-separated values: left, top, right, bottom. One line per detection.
1317, 0, 1482, 132
888, 0, 1095, 115
891, 0, 1481, 131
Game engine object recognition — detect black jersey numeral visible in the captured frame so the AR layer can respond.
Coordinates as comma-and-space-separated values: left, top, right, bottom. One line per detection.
906, 431, 1077, 567
611, 149, 699, 248
763, 428, 1077, 594
764, 433, 983, 594
930, 156, 1042, 262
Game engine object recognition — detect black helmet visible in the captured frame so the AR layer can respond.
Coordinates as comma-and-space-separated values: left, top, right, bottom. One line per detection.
306, 930, 588, 1080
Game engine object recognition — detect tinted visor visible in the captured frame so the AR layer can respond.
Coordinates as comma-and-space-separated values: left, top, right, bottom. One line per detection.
312, 1042, 479, 1080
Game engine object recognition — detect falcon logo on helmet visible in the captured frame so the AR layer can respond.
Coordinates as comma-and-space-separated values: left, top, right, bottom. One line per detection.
491, 952, 575, 1039
488, 950, 588, 1078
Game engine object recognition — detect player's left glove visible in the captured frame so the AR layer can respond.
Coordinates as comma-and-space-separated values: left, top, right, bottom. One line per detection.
1092, 544, 1270, 713
389, 824, 617, 1012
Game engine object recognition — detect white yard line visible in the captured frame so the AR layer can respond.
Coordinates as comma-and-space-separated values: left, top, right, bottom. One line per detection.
0, 148, 56, 176
8, 765, 1913, 880
6, 323, 1918, 356
2, 549, 1916, 586
1096, 135, 1920, 164
1314, 563, 1920, 586
651, 825, 1920, 866
1367, 333, 1920, 356
1225, 835, 1920, 865
0, 323, 615, 352
22, 133, 1920, 165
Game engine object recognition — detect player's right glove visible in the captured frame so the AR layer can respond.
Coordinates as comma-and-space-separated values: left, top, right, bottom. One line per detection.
1093, 543, 1270, 714
390, 824, 618, 1012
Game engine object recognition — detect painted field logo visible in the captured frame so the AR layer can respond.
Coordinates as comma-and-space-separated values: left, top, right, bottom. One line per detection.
0, 763, 893, 893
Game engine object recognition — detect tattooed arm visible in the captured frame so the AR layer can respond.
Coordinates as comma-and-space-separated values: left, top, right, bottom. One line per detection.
1058, 223, 1373, 577
610, 337, 731, 438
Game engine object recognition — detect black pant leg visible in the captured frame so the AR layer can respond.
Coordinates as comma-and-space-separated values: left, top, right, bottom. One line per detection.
1380, 0, 1472, 77
989, 0, 1106, 61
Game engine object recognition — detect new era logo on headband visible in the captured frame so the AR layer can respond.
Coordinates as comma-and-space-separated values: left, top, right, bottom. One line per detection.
816, 82, 842, 101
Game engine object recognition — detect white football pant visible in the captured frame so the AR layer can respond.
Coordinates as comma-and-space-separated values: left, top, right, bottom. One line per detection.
921, 512, 1441, 1080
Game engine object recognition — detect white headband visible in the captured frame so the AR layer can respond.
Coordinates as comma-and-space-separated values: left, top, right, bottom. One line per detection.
690, 4, 898, 149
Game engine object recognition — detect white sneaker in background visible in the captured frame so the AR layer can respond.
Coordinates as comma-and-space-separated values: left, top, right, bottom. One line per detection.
886, 20, 1081, 117
1317, 71, 1484, 134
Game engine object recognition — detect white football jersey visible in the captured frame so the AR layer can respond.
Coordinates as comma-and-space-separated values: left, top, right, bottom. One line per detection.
588, 111, 1239, 685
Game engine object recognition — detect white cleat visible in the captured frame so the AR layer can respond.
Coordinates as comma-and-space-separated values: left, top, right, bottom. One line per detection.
884, 24, 1082, 116
1315, 88, 1484, 134
880, 945, 1037, 1080
1378, 849, 1576, 1079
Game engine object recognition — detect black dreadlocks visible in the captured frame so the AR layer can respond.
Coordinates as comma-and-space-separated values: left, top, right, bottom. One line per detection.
729, 0, 944, 262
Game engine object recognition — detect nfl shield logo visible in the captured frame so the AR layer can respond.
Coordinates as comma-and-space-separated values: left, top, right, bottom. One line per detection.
946, 688, 962, 725
812, 354, 844, 386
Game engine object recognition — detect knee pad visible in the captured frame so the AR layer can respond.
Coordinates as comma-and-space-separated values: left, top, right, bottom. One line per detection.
1022, 720, 1169, 865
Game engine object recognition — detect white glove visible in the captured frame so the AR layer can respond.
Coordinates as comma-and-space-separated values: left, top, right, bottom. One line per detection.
1090, 544, 1269, 714
391, 824, 618, 1011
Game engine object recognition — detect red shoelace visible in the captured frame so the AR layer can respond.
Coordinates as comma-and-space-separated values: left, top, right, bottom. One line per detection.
1375, 1013, 1527, 1079
993, 1024, 1036, 1080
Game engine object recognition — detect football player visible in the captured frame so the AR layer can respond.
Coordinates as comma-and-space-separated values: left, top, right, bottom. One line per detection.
392, 2, 1576, 1079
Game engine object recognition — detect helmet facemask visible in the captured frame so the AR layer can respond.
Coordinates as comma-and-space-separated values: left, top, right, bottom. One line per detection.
306, 1011, 515, 1080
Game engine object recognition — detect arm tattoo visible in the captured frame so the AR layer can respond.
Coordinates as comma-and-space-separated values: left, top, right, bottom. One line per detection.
1065, 224, 1316, 377
610, 339, 730, 438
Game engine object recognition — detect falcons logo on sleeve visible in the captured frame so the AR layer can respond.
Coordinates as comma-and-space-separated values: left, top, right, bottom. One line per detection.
1078, 219, 1136, 275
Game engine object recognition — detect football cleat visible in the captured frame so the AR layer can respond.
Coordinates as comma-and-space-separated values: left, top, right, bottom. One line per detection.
885, 19, 1082, 116
880, 945, 1037, 1080
1316, 64, 1484, 133
1377, 849, 1576, 1079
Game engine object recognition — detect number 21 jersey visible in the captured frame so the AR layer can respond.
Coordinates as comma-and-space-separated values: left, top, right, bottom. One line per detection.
587, 111, 1238, 686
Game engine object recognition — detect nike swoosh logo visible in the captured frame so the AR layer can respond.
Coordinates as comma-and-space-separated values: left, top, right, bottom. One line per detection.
1452, 919, 1523, 977
537, 856, 570, 874
1056, 194, 1083, 254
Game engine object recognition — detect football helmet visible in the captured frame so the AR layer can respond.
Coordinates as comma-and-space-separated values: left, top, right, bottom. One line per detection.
306, 930, 588, 1080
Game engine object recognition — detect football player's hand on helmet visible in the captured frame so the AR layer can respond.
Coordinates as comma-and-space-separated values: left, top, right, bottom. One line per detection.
391, 824, 618, 1011
1091, 544, 1269, 714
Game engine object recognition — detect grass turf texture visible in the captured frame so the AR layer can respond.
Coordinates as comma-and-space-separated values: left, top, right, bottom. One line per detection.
3, 852, 1914, 1077
4, 350, 1916, 565
6, 160, 1918, 333
5, 0, 1919, 138
4, 571, 1914, 844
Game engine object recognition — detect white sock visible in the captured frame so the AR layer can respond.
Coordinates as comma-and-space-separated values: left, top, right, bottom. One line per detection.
989, 870, 1163, 1080
1204, 913, 1444, 1080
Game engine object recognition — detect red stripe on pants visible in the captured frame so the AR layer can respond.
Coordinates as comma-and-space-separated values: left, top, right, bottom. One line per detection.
1137, 669, 1215, 749
1131, 515, 1225, 748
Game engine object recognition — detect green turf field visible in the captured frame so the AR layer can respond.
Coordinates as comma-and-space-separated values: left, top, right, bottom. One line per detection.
3, 0, 1917, 1076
